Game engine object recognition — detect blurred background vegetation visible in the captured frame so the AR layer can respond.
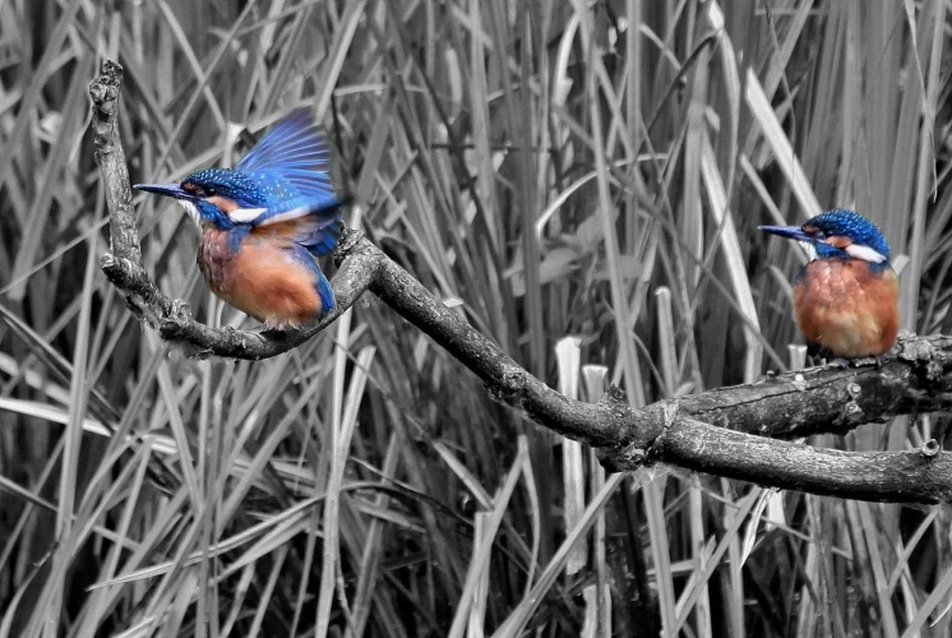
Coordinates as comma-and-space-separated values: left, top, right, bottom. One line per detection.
1, 0, 951, 636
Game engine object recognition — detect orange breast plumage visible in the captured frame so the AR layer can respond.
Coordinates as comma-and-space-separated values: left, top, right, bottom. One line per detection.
793, 258, 898, 358
197, 228, 324, 328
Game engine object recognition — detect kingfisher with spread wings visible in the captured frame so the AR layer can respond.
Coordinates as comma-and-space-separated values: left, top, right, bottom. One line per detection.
136, 110, 344, 329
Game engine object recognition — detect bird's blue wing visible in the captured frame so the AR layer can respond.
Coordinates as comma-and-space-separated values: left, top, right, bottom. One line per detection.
251, 202, 344, 257
292, 207, 343, 256
236, 109, 341, 220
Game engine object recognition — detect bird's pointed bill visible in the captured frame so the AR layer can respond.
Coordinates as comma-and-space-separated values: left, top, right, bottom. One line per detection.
136, 183, 202, 225
134, 183, 192, 199
758, 225, 813, 243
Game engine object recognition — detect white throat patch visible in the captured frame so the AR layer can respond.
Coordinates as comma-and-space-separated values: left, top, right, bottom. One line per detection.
177, 200, 201, 227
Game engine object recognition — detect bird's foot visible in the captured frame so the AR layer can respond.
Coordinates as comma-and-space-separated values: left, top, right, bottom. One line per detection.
827, 354, 885, 369
260, 326, 292, 340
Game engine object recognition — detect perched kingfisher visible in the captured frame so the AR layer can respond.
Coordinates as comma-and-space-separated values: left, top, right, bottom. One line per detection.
136, 110, 343, 329
760, 209, 899, 360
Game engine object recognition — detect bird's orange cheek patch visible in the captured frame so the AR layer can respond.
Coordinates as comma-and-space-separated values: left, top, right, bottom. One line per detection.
206, 195, 239, 212
825, 235, 852, 249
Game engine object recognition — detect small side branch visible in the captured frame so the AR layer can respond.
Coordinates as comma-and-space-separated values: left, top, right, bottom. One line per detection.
603, 415, 952, 503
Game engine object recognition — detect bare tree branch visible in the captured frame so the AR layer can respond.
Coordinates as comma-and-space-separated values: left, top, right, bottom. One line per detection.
90, 59, 952, 505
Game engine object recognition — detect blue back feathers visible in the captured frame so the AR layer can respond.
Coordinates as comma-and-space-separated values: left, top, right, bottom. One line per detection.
233, 109, 341, 217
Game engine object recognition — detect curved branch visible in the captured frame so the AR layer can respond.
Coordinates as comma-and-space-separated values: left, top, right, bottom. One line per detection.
90, 59, 952, 504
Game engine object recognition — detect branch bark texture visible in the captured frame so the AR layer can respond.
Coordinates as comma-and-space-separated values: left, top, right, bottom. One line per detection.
90, 59, 952, 505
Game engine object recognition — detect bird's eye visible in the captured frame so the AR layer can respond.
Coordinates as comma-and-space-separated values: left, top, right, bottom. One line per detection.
183, 182, 214, 198
183, 182, 203, 197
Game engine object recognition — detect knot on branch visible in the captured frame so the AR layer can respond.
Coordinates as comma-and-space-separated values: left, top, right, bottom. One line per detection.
895, 333, 952, 400
88, 61, 121, 110
597, 442, 647, 472
335, 226, 364, 262
595, 395, 675, 473
157, 300, 195, 336
920, 439, 940, 460
100, 251, 160, 319
486, 368, 529, 408
841, 382, 868, 423
99, 251, 133, 285
898, 332, 938, 362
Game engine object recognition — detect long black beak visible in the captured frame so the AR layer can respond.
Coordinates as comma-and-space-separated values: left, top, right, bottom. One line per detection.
134, 183, 190, 199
